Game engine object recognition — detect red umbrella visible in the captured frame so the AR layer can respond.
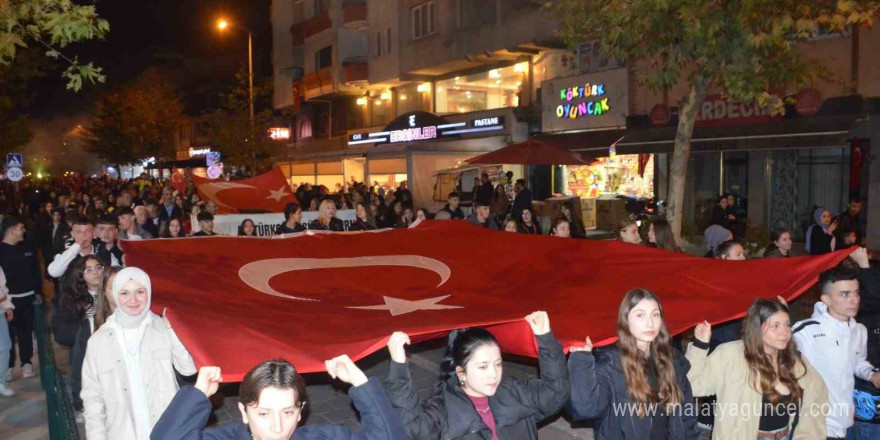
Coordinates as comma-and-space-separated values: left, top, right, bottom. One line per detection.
465, 138, 589, 165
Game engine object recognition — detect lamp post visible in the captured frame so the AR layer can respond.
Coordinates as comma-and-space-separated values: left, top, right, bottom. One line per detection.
217, 19, 254, 128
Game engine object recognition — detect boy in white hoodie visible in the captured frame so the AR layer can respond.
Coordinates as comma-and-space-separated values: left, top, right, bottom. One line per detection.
794, 249, 880, 440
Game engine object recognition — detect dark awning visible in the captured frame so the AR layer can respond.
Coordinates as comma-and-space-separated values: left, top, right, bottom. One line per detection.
537, 114, 858, 156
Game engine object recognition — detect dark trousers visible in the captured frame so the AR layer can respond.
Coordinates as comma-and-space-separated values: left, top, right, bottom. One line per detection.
69, 321, 90, 411
8, 296, 35, 368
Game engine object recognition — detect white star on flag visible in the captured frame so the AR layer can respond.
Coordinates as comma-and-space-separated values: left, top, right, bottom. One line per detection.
266, 185, 290, 202
348, 295, 463, 316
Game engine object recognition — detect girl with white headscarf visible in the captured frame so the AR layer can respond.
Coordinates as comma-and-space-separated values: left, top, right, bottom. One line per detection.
81, 267, 196, 440
805, 208, 837, 255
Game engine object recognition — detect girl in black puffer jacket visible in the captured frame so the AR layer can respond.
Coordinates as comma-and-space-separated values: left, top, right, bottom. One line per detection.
382, 311, 570, 440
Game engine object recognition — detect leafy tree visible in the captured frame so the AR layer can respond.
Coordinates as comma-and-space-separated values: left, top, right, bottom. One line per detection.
1, 0, 109, 90
544, 0, 879, 241
202, 71, 283, 173
84, 70, 185, 167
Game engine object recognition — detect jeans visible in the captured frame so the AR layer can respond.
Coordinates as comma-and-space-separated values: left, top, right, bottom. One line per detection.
8, 296, 35, 368
851, 422, 879, 440
0, 311, 10, 385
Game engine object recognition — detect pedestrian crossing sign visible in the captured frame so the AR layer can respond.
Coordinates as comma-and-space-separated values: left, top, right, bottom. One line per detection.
5, 153, 22, 169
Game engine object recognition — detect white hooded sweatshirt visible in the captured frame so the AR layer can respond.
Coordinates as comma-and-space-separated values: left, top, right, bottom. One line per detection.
793, 302, 877, 438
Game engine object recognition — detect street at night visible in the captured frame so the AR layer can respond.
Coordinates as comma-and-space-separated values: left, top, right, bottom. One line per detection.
2, 1, 880, 439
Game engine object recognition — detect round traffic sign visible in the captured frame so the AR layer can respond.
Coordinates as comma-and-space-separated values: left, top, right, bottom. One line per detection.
6, 167, 23, 182
207, 165, 222, 179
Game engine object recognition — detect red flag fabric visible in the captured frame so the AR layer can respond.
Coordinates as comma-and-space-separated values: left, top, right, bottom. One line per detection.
193, 167, 297, 214
121, 221, 852, 381
170, 168, 188, 195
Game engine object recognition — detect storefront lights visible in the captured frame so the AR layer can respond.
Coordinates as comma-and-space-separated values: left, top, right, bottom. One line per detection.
380, 91, 391, 100
417, 83, 430, 93
513, 62, 528, 73
356, 97, 367, 105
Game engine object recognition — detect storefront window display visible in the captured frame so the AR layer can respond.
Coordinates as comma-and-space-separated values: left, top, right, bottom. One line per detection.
564, 154, 654, 199
435, 63, 527, 114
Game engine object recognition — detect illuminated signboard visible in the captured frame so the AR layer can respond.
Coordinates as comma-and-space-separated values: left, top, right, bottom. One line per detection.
541, 68, 628, 133
347, 112, 505, 147
557, 83, 609, 119
188, 147, 211, 157
268, 127, 291, 140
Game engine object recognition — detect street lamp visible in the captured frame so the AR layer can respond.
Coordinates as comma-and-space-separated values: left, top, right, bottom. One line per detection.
216, 18, 254, 128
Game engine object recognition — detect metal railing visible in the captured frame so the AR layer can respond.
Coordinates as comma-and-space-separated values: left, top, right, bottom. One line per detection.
34, 300, 81, 440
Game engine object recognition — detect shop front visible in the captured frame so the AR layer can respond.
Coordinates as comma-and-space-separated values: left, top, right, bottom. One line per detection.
284, 107, 526, 210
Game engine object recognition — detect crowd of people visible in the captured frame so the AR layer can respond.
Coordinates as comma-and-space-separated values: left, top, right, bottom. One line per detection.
0, 174, 877, 440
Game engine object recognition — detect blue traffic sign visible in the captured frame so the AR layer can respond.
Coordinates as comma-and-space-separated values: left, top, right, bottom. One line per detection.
5, 153, 22, 169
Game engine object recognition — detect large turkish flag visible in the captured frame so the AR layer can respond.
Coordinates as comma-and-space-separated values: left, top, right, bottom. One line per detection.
193, 167, 297, 214
122, 221, 851, 380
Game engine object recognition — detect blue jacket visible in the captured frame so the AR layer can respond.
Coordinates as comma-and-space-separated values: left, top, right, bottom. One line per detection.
150, 377, 407, 440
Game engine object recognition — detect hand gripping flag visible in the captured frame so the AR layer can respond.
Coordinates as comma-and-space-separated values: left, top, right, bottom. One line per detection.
193, 167, 297, 214
122, 221, 852, 380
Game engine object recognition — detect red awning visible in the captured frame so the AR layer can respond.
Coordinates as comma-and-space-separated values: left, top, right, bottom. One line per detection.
466, 138, 592, 165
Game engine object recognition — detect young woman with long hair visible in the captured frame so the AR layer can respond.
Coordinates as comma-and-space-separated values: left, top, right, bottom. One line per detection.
568, 288, 700, 438
238, 218, 257, 236
350, 201, 378, 231
490, 184, 509, 218
62, 255, 105, 415
687, 299, 829, 439
383, 312, 570, 440
151, 357, 407, 440
516, 208, 542, 235
93, 266, 121, 331
81, 267, 197, 439
160, 217, 185, 238
616, 219, 642, 245
764, 229, 793, 259
308, 199, 344, 231
648, 219, 680, 252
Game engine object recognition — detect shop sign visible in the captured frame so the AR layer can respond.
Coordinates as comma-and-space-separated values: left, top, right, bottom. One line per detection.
188, 147, 211, 157
347, 112, 505, 147
794, 88, 822, 116
695, 94, 782, 127
268, 127, 291, 140
541, 68, 628, 133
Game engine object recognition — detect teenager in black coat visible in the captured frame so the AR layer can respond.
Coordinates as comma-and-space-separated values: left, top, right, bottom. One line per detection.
382, 312, 570, 440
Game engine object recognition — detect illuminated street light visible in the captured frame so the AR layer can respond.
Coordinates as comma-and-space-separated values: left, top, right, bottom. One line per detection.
215, 18, 254, 128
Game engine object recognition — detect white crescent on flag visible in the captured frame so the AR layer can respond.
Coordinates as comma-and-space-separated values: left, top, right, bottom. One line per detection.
198, 182, 258, 211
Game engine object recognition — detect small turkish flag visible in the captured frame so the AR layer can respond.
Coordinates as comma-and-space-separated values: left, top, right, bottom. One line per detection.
121, 221, 851, 380
193, 167, 297, 214
170, 168, 187, 195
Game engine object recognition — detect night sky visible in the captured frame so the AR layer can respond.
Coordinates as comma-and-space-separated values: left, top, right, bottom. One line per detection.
31, 0, 272, 117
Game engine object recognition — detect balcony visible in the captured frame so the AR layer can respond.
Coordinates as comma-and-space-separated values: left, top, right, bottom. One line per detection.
302, 67, 335, 96
304, 9, 331, 38
343, 2, 367, 30
343, 57, 368, 85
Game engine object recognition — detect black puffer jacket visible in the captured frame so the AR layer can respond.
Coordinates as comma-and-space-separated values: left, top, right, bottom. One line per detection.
383, 332, 570, 440
568, 347, 700, 439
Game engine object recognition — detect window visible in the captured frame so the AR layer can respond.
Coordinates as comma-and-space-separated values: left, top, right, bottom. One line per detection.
386, 28, 392, 53
435, 63, 527, 114
315, 45, 332, 69
411, 1, 435, 40
376, 32, 382, 57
